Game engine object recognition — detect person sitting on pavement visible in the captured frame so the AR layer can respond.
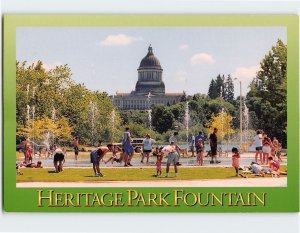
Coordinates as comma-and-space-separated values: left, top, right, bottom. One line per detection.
268, 156, 287, 176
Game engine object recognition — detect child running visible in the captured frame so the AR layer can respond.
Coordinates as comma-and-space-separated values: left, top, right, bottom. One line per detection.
155, 147, 164, 177
232, 147, 241, 177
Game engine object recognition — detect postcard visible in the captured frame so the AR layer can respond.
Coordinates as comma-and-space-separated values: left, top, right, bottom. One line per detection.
3, 14, 299, 212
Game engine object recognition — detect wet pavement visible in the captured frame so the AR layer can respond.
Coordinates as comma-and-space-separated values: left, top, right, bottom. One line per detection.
18, 153, 287, 168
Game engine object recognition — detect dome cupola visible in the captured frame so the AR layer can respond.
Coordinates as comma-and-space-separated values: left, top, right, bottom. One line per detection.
139, 45, 162, 69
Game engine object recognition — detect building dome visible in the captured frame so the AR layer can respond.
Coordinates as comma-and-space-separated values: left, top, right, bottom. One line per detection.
139, 46, 162, 69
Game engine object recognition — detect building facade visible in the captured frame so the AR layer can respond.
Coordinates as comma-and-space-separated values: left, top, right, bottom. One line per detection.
113, 46, 183, 110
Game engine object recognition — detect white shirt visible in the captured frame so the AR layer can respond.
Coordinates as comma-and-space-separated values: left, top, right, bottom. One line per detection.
254, 134, 263, 147
169, 136, 178, 144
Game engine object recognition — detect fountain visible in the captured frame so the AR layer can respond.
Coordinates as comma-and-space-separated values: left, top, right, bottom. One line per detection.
111, 108, 115, 142
44, 131, 50, 149
89, 101, 98, 145
243, 103, 249, 145
184, 101, 189, 148
147, 92, 152, 130
51, 107, 56, 146
221, 107, 224, 152
25, 85, 37, 155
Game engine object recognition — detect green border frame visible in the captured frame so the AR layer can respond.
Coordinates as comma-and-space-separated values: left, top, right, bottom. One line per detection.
4, 14, 299, 212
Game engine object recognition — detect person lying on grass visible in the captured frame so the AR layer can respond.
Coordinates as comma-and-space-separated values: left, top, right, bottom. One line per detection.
249, 161, 272, 177
90, 144, 113, 177
19, 161, 43, 168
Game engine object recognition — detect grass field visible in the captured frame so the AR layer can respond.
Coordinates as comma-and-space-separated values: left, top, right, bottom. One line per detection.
16, 166, 287, 182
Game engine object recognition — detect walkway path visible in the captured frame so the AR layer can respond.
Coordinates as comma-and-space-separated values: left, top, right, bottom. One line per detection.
17, 177, 287, 188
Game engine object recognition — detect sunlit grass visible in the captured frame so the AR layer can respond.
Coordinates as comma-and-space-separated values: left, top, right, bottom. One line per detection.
16, 166, 287, 182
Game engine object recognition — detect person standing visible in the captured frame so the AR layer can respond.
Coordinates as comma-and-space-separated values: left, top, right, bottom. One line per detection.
25, 140, 33, 164
262, 134, 272, 165
90, 144, 113, 176
195, 131, 205, 154
190, 134, 195, 157
122, 127, 134, 167
209, 128, 220, 164
73, 137, 79, 160
251, 130, 263, 163
162, 141, 180, 177
169, 132, 181, 165
141, 134, 155, 163
196, 138, 205, 166
272, 137, 279, 159
231, 147, 240, 177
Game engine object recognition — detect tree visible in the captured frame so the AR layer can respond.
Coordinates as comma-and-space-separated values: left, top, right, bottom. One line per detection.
246, 39, 287, 146
17, 116, 73, 145
224, 75, 234, 104
208, 111, 235, 140
16, 60, 119, 145
208, 79, 218, 99
151, 105, 174, 133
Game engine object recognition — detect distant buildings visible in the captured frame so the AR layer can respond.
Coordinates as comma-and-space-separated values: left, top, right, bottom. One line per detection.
113, 46, 183, 110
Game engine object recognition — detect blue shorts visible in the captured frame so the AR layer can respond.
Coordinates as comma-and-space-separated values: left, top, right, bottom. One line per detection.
124, 143, 134, 155
90, 152, 100, 163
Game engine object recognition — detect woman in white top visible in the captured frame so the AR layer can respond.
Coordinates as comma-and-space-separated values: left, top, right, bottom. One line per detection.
251, 130, 263, 163
141, 134, 155, 163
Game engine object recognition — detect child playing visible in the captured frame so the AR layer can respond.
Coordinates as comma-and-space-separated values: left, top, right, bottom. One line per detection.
196, 138, 205, 166
105, 145, 122, 165
155, 147, 164, 177
268, 156, 287, 176
232, 147, 240, 177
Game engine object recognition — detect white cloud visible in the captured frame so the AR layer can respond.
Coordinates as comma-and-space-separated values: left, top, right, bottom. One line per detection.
233, 65, 260, 81
175, 71, 188, 82
179, 44, 189, 50
190, 53, 215, 65
43, 62, 63, 71
26, 60, 63, 71
100, 34, 142, 46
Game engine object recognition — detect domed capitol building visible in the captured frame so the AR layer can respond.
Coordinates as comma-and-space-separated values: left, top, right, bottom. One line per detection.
112, 46, 183, 110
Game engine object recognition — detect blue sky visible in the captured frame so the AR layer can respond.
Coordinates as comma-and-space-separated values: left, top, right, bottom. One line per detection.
17, 27, 286, 97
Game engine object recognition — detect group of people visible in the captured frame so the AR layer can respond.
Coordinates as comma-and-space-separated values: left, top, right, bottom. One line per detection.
18, 126, 286, 178
251, 130, 282, 164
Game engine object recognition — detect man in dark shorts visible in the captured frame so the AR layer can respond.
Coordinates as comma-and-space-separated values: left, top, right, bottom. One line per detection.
53, 146, 65, 173
73, 137, 79, 160
90, 144, 113, 177
209, 128, 220, 164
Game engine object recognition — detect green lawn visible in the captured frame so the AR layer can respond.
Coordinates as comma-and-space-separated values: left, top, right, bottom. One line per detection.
16, 166, 287, 182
